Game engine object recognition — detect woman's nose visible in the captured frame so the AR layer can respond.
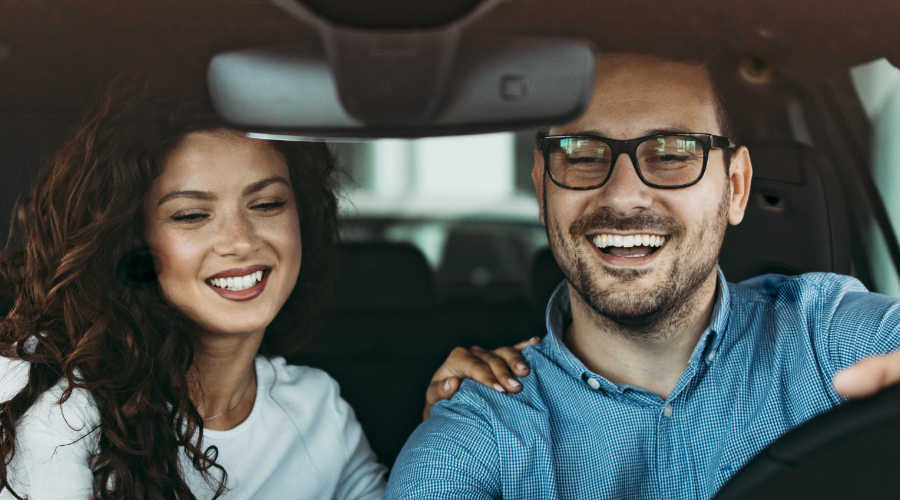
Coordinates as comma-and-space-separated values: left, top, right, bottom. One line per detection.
213, 213, 260, 257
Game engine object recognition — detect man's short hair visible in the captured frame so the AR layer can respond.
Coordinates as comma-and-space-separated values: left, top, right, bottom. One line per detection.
535, 53, 737, 169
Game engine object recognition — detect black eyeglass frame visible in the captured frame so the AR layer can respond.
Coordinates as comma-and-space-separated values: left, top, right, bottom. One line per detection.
540, 133, 737, 190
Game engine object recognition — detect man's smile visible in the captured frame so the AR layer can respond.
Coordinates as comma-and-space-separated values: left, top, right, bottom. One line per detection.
586, 232, 669, 266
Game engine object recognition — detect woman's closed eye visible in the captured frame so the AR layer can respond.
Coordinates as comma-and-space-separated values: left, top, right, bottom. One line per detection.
170, 210, 209, 223
251, 200, 286, 213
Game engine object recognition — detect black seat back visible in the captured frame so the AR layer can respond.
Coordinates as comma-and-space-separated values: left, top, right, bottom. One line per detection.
293, 241, 536, 468
291, 242, 444, 468
530, 141, 852, 308
330, 241, 434, 311
719, 141, 851, 281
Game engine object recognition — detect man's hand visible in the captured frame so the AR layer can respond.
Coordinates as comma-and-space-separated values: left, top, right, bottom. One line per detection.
423, 337, 541, 419
833, 350, 900, 399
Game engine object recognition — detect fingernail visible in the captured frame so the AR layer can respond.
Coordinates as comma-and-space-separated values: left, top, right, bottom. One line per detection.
509, 379, 521, 388
443, 379, 451, 393
516, 362, 528, 371
493, 383, 506, 393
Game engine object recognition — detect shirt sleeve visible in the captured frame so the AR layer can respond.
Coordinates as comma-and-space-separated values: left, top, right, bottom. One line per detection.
4, 386, 99, 500
384, 382, 501, 500
815, 274, 900, 376
331, 384, 387, 500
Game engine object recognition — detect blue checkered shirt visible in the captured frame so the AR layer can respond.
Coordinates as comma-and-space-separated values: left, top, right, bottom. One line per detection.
384, 269, 900, 499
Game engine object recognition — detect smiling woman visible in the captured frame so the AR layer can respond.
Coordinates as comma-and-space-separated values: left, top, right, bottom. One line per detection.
0, 77, 534, 500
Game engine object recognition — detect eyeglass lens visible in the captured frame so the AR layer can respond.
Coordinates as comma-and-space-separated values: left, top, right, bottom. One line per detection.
549, 136, 705, 188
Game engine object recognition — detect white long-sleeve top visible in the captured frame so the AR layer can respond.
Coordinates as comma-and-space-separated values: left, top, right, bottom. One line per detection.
0, 355, 387, 499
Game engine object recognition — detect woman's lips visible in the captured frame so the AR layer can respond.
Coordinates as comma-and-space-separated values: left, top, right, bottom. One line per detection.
207, 264, 270, 280
206, 269, 271, 302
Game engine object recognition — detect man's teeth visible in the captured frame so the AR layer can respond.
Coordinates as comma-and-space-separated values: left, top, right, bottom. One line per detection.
209, 270, 265, 291
591, 234, 666, 249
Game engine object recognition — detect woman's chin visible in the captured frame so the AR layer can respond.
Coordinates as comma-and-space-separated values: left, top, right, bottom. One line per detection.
191, 312, 275, 340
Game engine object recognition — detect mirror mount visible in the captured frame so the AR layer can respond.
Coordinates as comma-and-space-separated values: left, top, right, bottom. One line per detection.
271, 0, 503, 126
207, 0, 596, 138
321, 27, 459, 125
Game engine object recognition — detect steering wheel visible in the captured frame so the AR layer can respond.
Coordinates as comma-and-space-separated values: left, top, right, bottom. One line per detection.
714, 383, 900, 499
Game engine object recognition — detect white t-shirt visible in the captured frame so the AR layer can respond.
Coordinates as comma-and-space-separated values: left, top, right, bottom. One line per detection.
0, 356, 387, 499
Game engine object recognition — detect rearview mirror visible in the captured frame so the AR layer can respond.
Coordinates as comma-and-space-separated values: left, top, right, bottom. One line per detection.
207, 38, 596, 139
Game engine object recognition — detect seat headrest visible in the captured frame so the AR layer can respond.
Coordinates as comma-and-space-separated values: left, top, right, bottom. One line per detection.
332, 242, 434, 311
435, 227, 529, 300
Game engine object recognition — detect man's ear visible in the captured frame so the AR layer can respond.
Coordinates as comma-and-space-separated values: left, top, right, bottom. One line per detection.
727, 146, 753, 226
532, 149, 546, 226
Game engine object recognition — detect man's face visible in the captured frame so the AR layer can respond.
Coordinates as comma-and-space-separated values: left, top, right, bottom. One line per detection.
533, 54, 749, 334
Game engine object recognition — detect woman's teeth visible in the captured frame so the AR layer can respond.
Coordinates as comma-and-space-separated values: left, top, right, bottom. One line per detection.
591, 234, 666, 255
209, 270, 265, 291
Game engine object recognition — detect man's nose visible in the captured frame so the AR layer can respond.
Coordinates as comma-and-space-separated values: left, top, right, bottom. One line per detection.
213, 212, 260, 258
595, 153, 654, 215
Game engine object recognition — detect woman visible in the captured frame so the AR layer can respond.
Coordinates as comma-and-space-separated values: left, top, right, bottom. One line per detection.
0, 78, 534, 499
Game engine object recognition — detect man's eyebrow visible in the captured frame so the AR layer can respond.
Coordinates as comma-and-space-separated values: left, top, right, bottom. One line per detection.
562, 127, 697, 138
157, 190, 216, 207
242, 176, 290, 196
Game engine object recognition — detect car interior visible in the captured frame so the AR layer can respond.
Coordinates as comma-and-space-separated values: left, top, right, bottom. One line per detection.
4, 0, 900, 496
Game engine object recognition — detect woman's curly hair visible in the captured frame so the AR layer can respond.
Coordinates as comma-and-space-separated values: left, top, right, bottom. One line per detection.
0, 76, 338, 499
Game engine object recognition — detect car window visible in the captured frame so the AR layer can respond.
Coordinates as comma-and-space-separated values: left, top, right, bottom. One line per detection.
330, 131, 548, 301
852, 59, 900, 297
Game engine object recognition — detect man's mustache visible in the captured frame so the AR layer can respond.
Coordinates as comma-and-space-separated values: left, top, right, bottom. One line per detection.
569, 210, 683, 238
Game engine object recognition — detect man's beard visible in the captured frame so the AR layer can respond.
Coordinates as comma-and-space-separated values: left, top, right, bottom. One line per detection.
546, 187, 729, 338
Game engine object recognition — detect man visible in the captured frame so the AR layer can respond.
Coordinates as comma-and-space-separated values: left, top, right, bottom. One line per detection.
384, 53, 900, 499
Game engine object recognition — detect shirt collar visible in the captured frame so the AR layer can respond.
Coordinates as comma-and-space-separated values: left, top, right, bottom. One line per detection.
540, 267, 731, 391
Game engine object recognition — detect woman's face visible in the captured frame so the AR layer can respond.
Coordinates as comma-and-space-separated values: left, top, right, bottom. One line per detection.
144, 131, 302, 338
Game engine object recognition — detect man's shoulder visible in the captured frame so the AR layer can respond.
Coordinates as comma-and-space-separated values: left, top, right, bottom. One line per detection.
440, 345, 557, 421
728, 272, 870, 307
723, 272, 900, 348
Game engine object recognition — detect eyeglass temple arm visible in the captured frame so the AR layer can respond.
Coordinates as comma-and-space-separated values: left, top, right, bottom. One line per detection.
711, 135, 737, 149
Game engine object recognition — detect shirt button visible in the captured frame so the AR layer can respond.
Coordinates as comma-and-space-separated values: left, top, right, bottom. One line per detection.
663, 404, 673, 418
587, 378, 601, 390
707, 350, 717, 362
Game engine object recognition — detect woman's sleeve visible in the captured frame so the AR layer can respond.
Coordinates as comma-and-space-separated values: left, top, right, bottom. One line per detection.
330, 384, 387, 500
4, 387, 99, 499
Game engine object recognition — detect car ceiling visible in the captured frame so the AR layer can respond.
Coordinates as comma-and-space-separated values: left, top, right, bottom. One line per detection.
1, 0, 899, 115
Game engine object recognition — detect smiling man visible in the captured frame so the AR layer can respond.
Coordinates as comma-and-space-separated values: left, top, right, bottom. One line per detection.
384, 53, 900, 499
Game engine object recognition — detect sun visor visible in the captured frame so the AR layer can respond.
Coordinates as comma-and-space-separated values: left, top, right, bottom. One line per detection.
207, 38, 596, 139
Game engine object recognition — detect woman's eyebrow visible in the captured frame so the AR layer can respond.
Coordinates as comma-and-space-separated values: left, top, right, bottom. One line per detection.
157, 190, 216, 207
242, 176, 290, 195
156, 177, 289, 207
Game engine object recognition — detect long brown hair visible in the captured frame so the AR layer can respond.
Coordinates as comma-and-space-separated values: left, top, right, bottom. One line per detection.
0, 76, 338, 499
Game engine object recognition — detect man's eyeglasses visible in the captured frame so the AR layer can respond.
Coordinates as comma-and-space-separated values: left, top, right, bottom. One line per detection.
540, 133, 736, 190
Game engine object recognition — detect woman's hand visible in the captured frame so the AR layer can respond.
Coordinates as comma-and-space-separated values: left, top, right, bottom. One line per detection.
423, 337, 541, 419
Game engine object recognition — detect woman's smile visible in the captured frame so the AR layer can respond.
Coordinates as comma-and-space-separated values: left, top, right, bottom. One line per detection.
206, 265, 273, 301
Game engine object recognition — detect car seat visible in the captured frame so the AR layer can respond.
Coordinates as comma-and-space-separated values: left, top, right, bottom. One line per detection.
289, 242, 442, 468
292, 241, 535, 468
